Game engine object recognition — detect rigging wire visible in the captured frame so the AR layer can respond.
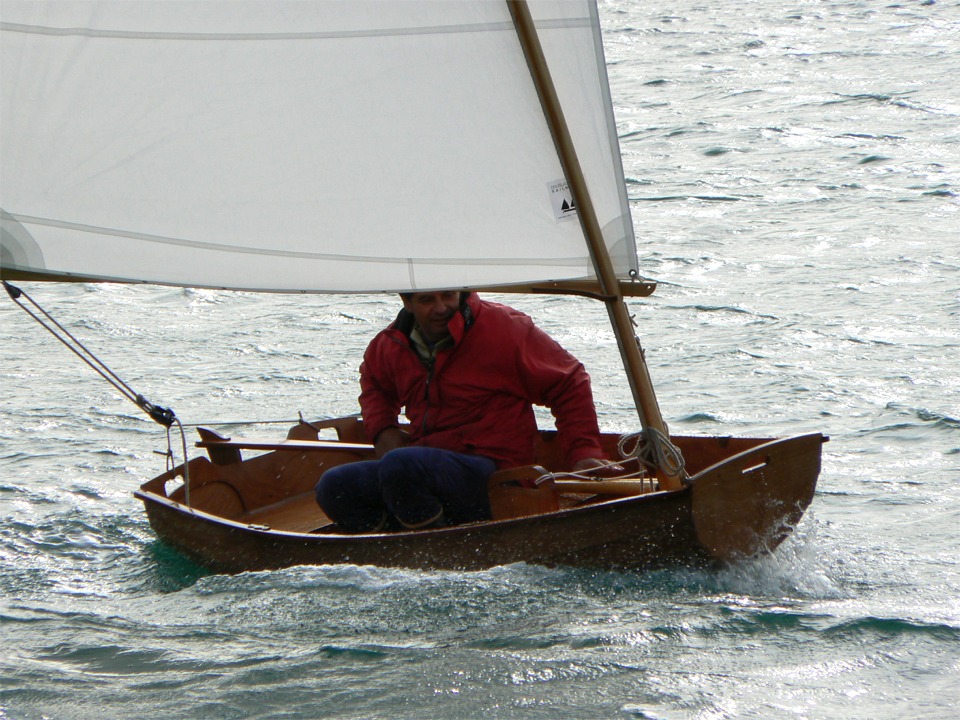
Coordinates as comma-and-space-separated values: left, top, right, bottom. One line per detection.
3, 281, 175, 425
180, 418, 303, 427
3, 280, 192, 499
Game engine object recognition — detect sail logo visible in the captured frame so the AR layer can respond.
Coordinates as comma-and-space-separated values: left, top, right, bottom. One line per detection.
549, 180, 578, 223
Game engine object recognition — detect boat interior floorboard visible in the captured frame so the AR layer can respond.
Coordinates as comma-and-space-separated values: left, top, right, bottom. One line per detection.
241, 492, 331, 533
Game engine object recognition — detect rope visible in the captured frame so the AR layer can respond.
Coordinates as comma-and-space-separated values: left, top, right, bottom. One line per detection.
180, 418, 302, 428
534, 427, 688, 493
541, 460, 648, 482
618, 427, 687, 480
4, 281, 177, 425
4, 281, 193, 500
178, 412, 363, 429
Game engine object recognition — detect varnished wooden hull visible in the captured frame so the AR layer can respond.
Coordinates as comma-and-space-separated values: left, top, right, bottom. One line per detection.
139, 483, 700, 574
135, 429, 825, 574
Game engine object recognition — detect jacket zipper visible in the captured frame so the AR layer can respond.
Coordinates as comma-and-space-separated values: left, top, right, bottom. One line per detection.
421, 356, 436, 436
386, 324, 456, 438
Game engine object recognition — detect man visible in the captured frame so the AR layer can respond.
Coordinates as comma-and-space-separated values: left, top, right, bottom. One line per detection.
314, 290, 612, 533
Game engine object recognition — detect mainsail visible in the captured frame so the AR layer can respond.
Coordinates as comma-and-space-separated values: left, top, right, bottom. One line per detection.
1, 0, 637, 293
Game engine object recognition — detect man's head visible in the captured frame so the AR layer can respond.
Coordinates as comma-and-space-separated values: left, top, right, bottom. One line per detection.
401, 291, 462, 344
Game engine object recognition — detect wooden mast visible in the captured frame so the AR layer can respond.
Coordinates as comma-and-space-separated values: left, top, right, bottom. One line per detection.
507, 0, 682, 490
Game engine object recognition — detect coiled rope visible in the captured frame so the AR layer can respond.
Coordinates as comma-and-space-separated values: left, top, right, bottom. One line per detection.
617, 427, 687, 480
535, 427, 688, 492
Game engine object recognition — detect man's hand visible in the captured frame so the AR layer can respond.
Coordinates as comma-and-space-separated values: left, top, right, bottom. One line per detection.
571, 457, 625, 479
374, 427, 409, 458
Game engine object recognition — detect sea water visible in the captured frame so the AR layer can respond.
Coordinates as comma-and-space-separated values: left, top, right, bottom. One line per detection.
2, 1, 958, 718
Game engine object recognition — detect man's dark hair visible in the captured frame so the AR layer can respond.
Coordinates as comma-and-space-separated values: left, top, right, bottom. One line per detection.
399, 291, 467, 304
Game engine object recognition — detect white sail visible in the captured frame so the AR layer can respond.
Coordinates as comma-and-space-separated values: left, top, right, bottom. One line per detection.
1, 0, 636, 293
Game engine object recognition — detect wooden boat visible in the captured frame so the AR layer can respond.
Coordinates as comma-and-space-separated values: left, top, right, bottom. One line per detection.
2, 1, 825, 574
135, 418, 823, 574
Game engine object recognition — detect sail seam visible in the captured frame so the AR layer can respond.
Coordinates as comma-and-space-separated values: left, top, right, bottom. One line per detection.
0, 18, 589, 42
8, 213, 585, 267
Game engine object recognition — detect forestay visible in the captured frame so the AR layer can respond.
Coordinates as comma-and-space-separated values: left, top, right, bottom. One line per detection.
0, 0, 637, 293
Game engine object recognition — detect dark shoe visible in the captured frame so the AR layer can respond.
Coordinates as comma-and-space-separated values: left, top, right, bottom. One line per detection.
398, 509, 446, 531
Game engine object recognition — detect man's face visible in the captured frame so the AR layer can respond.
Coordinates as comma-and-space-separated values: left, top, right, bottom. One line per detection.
402, 291, 462, 344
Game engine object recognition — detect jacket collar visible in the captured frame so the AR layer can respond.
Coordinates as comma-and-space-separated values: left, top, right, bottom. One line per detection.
392, 292, 479, 343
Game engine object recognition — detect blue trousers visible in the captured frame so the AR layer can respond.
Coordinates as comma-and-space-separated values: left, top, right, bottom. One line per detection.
314, 447, 495, 533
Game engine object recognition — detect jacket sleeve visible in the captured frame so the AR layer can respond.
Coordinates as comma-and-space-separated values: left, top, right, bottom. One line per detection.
511, 318, 606, 466
358, 336, 403, 444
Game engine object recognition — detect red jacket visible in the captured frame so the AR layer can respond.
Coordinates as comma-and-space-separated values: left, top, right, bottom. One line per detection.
359, 293, 605, 469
